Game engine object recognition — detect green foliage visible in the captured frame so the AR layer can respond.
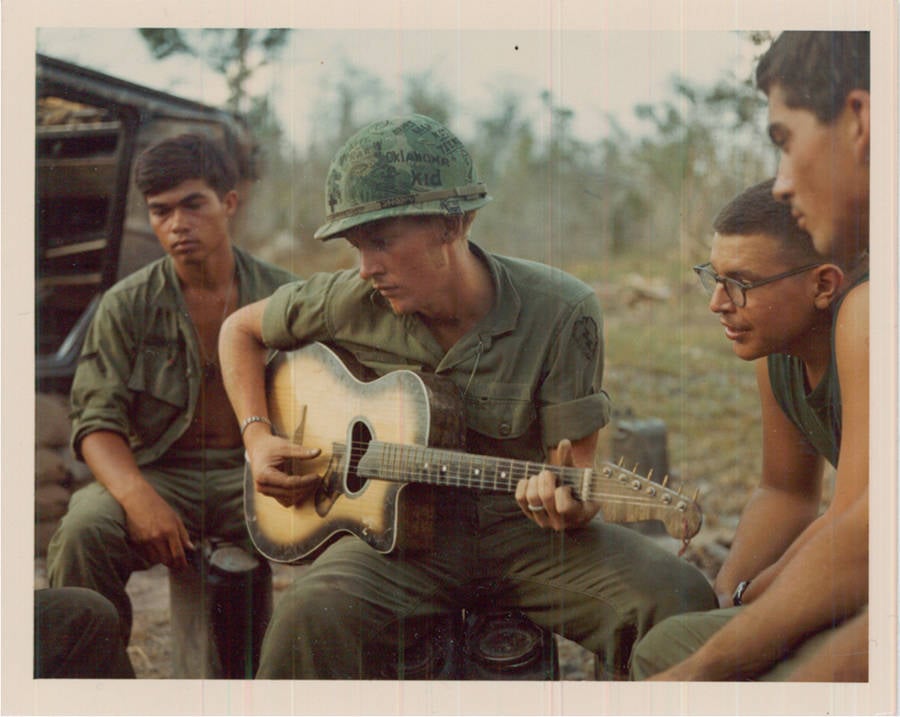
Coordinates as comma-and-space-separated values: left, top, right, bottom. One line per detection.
626, 76, 771, 265
137, 31, 777, 340
138, 29, 291, 115
138, 28, 193, 59
136, 28, 296, 259
404, 72, 452, 125
137, 30, 776, 277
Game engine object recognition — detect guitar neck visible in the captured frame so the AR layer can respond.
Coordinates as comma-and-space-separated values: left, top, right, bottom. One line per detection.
359, 440, 581, 496
356, 439, 701, 541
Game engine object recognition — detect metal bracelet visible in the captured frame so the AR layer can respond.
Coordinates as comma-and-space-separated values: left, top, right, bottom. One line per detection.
239, 415, 273, 437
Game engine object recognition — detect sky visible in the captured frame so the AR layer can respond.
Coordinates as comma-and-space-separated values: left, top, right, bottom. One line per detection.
35, 26, 756, 147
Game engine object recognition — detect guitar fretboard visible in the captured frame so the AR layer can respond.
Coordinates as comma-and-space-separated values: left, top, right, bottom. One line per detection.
353, 439, 698, 526
357, 440, 587, 496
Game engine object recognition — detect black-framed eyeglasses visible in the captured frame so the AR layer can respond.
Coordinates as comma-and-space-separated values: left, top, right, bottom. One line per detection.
692, 262, 822, 307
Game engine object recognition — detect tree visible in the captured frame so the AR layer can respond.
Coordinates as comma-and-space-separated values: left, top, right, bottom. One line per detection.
137, 29, 295, 257
138, 29, 291, 116
404, 71, 452, 125
629, 75, 770, 264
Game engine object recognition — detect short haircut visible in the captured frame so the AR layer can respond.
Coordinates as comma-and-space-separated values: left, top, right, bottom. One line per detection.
756, 31, 869, 123
134, 133, 238, 198
713, 179, 820, 262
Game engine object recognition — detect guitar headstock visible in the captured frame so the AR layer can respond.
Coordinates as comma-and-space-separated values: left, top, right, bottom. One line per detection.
589, 461, 703, 541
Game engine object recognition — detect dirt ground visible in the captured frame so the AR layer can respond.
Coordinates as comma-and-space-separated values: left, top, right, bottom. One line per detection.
34, 523, 728, 681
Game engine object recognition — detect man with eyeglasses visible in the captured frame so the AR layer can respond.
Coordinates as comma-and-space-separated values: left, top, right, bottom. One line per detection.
630, 177, 867, 681
631, 31, 870, 683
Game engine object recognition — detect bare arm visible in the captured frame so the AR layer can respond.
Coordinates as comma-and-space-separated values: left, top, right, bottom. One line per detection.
713, 360, 823, 606
786, 606, 868, 682
739, 283, 869, 604
80, 430, 193, 569
649, 489, 868, 681
218, 299, 320, 506
218, 299, 272, 429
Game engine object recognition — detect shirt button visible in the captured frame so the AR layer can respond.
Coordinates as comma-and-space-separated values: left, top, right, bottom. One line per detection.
499, 422, 511, 436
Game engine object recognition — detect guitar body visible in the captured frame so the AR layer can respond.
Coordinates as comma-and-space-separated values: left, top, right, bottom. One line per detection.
245, 342, 466, 563
246, 343, 704, 563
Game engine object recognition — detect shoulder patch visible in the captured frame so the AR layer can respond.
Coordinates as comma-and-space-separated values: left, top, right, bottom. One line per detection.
572, 315, 598, 362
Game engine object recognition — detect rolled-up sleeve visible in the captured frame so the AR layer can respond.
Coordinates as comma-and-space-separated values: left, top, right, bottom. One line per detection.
537, 291, 611, 446
69, 293, 138, 460
260, 275, 336, 350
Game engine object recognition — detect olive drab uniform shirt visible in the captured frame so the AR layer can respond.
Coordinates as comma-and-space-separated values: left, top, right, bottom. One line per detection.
69, 245, 297, 465
261, 242, 611, 463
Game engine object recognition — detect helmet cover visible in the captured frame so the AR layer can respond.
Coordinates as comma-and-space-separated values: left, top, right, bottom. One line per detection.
314, 114, 491, 240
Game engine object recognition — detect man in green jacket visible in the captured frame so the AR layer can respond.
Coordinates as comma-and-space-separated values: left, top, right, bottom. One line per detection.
46, 134, 296, 659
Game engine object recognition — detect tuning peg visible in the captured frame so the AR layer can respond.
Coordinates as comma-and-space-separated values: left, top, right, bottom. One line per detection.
662, 475, 670, 488
632, 463, 640, 473
617, 456, 625, 467
646, 468, 654, 482
693, 488, 701, 502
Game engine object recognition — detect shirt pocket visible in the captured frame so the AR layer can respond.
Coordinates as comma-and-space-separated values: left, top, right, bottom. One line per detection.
127, 337, 189, 409
463, 383, 544, 514
464, 382, 536, 441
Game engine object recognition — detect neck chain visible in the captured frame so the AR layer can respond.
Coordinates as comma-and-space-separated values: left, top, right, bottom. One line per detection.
196, 270, 236, 381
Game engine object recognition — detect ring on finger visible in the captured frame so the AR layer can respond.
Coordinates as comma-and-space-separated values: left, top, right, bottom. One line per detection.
528, 504, 545, 513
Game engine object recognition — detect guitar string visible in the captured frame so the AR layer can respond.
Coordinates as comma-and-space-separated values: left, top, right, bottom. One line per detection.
338, 440, 695, 510
343, 442, 682, 491
333, 448, 697, 535
344, 441, 677, 486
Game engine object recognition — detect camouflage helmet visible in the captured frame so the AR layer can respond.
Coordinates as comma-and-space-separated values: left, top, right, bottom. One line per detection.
314, 114, 492, 240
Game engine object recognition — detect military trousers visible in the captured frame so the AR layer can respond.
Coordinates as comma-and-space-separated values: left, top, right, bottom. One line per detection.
629, 605, 855, 680
256, 490, 716, 679
34, 587, 135, 678
46, 447, 248, 644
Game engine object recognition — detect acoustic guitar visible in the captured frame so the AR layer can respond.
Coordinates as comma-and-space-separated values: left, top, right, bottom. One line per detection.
245, 342, 702, 563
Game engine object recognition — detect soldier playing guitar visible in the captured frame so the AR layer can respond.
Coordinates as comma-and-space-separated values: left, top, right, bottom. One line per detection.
220, 114, 716, 680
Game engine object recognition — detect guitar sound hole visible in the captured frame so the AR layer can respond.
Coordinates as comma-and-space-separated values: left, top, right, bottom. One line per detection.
345, 420, 373, 494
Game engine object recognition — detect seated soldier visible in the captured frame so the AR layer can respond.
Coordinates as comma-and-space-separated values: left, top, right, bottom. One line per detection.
631, 178, 867, 680
632, 31, 871, 683
219, 114, 717, 679
46, 134, 297, 664
760, 30, 870, 683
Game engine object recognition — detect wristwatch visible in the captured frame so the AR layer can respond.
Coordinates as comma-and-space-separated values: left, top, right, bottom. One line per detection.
732, 580, 751, 606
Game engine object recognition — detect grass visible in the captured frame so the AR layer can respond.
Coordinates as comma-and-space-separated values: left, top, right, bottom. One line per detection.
586, 248, 766, 529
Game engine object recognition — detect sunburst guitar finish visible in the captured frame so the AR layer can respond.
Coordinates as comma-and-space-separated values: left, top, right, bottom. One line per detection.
245, 342, 702, 563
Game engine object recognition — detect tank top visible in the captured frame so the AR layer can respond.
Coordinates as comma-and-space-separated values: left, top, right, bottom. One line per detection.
766, 272, 868, 468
